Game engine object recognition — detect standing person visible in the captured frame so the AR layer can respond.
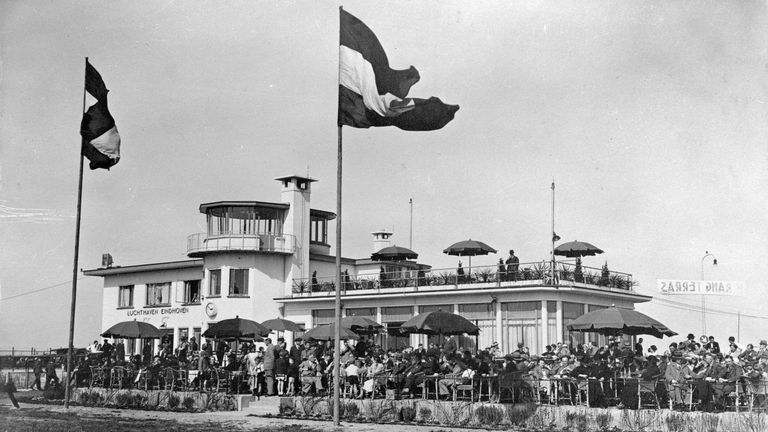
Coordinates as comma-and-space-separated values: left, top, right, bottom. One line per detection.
245, 347, 260, 397
43, 358, 59, 390
2, 371, 19, 409
216, 341, 228, 366
101, 339, 113, 365
635, 338, 644, 358
262, 338, 277, 396
497, 258, 507, 282
506, 250, 519, 281
114, 339, 125, 363
30, 359, 43, 391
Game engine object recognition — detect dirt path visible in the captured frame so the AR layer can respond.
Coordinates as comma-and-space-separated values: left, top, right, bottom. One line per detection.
0, 396, 492, 432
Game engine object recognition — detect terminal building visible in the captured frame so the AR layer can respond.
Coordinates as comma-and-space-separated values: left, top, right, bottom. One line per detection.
84, 175, 651, 358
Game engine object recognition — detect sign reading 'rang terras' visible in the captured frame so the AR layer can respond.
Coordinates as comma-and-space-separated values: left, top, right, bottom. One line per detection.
657, 279, 744, 296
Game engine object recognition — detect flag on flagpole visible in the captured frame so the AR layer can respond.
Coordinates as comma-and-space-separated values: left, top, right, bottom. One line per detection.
338, 9, 459, 131
81, 60, 120, 170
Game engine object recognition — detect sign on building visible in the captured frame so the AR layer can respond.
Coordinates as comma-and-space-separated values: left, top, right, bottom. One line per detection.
657, 279, 744, 296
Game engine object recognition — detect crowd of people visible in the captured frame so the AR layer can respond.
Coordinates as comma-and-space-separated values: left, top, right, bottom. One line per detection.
62, 331, 768, 413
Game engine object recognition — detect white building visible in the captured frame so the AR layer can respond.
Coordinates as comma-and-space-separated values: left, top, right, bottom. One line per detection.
85, 175, 651, 358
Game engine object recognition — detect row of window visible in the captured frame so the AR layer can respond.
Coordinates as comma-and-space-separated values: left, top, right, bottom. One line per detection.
117, 268, 251, 308
312, 301, 611, 354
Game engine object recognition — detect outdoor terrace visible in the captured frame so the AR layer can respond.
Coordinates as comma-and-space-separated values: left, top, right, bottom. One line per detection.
290, 260, 635, 297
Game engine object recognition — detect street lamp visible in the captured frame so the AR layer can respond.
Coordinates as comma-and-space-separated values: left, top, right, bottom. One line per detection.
700, 251, 718, 335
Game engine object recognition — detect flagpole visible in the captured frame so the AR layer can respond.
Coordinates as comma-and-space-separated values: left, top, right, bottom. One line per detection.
551, 180, 556, 287
333, 7, 343, 426
64, 57, 88, 409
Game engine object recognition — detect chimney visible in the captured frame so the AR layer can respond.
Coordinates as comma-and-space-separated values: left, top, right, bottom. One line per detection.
371, 229, 393, 253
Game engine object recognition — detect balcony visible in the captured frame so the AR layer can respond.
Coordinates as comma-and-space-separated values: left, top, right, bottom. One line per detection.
289, 260, 635, 297
187, 232, 295, 257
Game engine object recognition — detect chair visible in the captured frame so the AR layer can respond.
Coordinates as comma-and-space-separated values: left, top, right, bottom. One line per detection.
89, 366, 106, 388
109, 367, 126, 389
453, 376, 474, 402
574, 378, 590, 407
746, 378, 767, 412
638, 379, 660, 409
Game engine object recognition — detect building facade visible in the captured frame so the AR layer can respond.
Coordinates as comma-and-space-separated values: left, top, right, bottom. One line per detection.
85, 175, 651, 358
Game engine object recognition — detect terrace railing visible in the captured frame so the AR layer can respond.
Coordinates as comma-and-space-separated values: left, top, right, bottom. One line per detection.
292, 261, 635, 296
187, 232, 295, 255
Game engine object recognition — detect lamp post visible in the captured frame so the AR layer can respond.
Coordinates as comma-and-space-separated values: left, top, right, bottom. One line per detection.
700, 251, 718, 335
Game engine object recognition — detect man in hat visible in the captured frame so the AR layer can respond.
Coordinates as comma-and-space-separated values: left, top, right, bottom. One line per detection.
758, 340, 768, 358
488, 342, 502, 358
505, 250, 519, 282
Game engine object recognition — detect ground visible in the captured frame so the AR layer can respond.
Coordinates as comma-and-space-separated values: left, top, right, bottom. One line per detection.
0, 391, 486, 432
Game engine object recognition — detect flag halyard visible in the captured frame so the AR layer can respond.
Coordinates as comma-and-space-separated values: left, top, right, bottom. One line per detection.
338, 9, 458, 131
81, 60, 120, 170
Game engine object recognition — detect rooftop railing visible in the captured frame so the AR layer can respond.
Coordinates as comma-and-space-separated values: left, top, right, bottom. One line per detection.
291, 260, 635, 296
187, 232, 295, 256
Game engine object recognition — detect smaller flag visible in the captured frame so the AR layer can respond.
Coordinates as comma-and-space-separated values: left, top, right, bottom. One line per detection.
553, 232, 561, 242
81, 60, 120, 170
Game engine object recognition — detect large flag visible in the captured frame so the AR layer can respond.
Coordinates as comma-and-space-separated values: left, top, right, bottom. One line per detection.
338, 9, 459, 131
81, 60, 120, 170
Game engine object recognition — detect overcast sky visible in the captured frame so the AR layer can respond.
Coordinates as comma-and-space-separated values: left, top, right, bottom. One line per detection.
1, 0, 766, 350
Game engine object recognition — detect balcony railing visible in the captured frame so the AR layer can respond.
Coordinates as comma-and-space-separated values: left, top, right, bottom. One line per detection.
187, 232, 295, 255
291, 261, 635, 296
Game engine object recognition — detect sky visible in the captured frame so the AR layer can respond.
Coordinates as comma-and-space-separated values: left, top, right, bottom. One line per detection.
1, 0, 766, 351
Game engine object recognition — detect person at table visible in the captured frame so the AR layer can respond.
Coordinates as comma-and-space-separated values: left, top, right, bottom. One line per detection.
705, 336, 721, 355
298, 355, 324, 395
712, 355, 743, 409
691, 353, 722, 411
360, 355, 386, 398
569, 356, 601, 405
665, 353, 688, 408
400, 354, 427, 398
438, 356, 467, 400
617, 355, 661, 409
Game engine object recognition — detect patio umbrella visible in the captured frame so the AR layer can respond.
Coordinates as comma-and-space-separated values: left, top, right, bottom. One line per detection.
202, 316, 271, 340
303, 324, 359, 341
566, 306, 678, 338
443, 239, 497, 273
371, 245, 418, 261
554, 240, 604, 258
261, 317, 303, 332
399, 310, 479, 336
101, 320, 163, 339
340, 316, 383, 334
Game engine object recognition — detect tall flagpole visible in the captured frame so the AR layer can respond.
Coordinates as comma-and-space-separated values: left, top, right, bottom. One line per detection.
64, 57, 88, 409
333, 7, 343, 426
551, 180, 556, 286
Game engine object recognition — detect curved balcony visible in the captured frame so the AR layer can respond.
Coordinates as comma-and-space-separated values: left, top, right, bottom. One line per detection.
187, 232, 295, 257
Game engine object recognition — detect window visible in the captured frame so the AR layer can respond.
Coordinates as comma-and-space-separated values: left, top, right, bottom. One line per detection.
229, 269, 249, 296
547, 301, 558, 345
345, 307, 375, 319
209, 270, 221, 296
562, 302, 585, 348
502, 301, 541, 355
379, 306, 412, 351
310, 216, 328, 244
184, 280, 201, 303
459, 303, 496, 353
312, 309, 334, 326
146, 283, 171, 306
118, 285, 134, 308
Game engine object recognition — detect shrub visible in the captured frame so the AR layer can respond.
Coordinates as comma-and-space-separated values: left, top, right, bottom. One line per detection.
565, 411, 589, 432
168, 393, 180, 409
43, 385, 65, 400
418, 406, 433, 423
474, 405, 504, 426
78, 391, 90, 405
399, 405, 416, 422
279, 398, 296, 416
344, 402, 360, 419
665, 412, 687, 432
131, 393, 148, 409
506, 402, 536, 426
115, 392, 132, 408
433, 401, 472, 427
182, 396, 196, 412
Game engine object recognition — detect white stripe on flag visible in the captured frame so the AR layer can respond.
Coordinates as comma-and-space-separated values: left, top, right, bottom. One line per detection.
85, 91, 99, 111
339, 45, 414, 117
89, 125, 121, 159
